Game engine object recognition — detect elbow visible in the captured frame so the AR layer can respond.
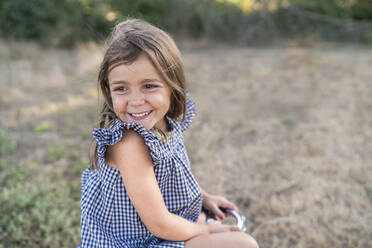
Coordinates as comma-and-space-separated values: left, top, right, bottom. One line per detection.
143, 211, 196, 241
147, 222, 168, 239
144, 212, 173, 239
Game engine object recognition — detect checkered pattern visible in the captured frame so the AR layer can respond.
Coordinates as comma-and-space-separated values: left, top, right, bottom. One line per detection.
78, 98, 202, 248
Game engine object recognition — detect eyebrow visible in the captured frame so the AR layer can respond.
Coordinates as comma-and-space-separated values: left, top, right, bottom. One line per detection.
110, 80, 128, 86
110, 78, 161, 86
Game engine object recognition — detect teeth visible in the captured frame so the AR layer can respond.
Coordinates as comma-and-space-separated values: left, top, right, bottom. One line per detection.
131, 111, 149, 117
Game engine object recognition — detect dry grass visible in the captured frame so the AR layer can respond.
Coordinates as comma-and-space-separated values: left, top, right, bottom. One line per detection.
1, 38, 371, 247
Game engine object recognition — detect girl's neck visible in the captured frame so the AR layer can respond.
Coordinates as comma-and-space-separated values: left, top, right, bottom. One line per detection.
152, 118, 172, 142
155, 117, 171, 133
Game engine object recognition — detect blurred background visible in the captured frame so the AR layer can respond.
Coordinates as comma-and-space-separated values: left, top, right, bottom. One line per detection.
1, 0, 372, 46
0, 0, 371, 247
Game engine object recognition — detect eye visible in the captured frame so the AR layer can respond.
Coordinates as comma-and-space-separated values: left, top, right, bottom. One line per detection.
114, 86, 126, 92
144, 84, 158, 89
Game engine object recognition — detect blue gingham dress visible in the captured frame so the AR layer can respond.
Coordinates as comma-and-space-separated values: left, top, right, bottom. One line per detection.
79, 98, 202, 248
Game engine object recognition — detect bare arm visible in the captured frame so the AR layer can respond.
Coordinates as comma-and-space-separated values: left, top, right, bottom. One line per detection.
106, 130, 214, 241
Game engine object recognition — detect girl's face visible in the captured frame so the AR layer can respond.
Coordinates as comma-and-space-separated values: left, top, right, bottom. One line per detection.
108, 54, 172, 131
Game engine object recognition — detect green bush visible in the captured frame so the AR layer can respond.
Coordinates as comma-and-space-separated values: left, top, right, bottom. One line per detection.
0, 0, 111, 47
1, 0, 371, 46
288, 0, 372, 20
108, 0, 208, 38
0, 169, 81, 247
0, 0, 248, 45
289, 0, 352, 18
0, 131, 83, 247
271, 0, 372, 43
351, 0, 372, 20
108, 0, 248, 41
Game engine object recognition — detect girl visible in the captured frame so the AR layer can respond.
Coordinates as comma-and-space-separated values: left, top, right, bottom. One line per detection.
79, 18, 259, 248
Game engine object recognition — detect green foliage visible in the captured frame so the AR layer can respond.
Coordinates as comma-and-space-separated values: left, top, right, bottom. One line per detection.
289, 0, 372, 20
0, 0, 111, 47
0, 167, 81, 247
107, 0, 372, 44
0, 130, 17, 155
282, 118, 295, 128
0, 130, 83, 247
351, 0, 372, 20
289, 0, 352, 18
0, 0, 254, 45
365, 31, 372, 44
109, 0, 174, 27
271, 0, 372, 43
1, 0, 371, 46
109, 0, 206, 37
34, 122, 53, 133
108, 0, 248, 40
46, 143, 66, 162
201, 1, 246, 40
46, 141, 85, 163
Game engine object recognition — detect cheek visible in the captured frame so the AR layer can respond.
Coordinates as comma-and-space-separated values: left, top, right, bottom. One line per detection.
111, 95, 126, 113
152, 93, 171, 111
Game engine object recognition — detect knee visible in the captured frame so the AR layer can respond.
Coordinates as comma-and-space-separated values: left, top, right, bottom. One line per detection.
240, 234, 259, 248
249, 238, 259, 248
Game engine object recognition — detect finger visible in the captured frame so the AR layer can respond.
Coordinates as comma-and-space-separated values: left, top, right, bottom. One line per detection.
212, 206, 226, 220
220, 201, 239, 212
228, 225, 242, 232
220, 224, 242, 232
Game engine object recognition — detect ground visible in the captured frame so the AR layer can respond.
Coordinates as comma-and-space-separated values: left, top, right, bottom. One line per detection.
0, 39, 371, 247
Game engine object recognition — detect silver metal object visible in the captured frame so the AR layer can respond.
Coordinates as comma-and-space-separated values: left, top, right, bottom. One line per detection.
206, 209, 247, 232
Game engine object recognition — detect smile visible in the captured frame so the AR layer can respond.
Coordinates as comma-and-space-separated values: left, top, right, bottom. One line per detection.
129, 110, 152, 120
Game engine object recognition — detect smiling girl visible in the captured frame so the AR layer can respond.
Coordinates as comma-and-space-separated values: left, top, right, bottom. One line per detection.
79, 18, 258, 248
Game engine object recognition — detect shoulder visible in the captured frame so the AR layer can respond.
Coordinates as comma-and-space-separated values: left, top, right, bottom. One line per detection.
106, 130, 152, 169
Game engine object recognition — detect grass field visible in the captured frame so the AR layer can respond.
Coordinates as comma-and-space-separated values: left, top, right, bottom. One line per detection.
0, 39, 371, 247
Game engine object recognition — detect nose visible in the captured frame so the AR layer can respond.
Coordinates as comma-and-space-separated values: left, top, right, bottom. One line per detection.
128, 91, 145, 107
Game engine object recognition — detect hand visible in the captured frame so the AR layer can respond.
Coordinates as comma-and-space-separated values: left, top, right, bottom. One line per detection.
202, 191, 239, 220
206, 220, 242, 234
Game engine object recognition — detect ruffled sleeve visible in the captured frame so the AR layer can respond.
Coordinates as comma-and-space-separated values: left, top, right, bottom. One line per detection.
93, 119, 173, 165
93, 126, 123, 146
178, 96, 196, 132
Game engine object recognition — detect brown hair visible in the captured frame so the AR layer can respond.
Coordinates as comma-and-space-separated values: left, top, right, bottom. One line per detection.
90, 18, 187, 170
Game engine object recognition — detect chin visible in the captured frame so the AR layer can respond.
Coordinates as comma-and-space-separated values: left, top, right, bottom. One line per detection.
142, 125, 153, 130
139, 121, 156, 131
